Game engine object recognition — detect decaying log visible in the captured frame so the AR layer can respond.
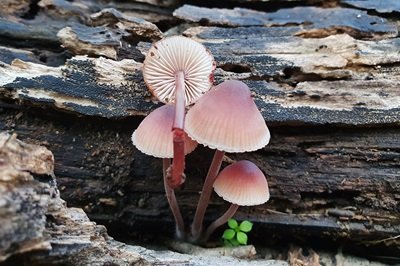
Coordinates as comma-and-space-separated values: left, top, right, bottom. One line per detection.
2, 31, 400, 124
342, 0, 400, 14
0, 109, 398, 251
0, 132, 288, 266
173, 5, 398, 39
0, 0, 30, 17
0, 0, 399, 263
57, 8, 162, 59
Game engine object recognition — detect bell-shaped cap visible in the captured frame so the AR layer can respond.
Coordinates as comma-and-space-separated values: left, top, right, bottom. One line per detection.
132, 104, 197, 158
213, 160, 270, 206
185, 80, 270, 153
143, 36, 215, 105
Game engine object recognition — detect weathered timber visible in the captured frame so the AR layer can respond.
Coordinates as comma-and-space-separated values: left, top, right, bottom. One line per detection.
0, 0, 399, 263
0, 109, 398, 249
342, 0, 400, 14
0, 56, 155, 117
0, 132, 287, 266
57, 8, 162, 59
0, 133, 55, 262
89, 8, 163, 40
2, 32, 400, 125
173, 5, 398, 39
39, 0, 176, 24
0, 0, 30, 17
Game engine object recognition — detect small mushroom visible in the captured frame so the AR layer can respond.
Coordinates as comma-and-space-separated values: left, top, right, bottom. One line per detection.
185, 80, 270, 153
187, 80, 270, 240
132, 104, 198, 238
132, 104, 197, 158
143, 36, 215, 188
202, 160, 270, 242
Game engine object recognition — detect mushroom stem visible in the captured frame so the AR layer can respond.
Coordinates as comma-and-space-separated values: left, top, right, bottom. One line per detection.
170, 71, 186, 188
163, 158, 186, 240
191, 149, 225, 241
173, 71, 185, 130
202, 204, 239, 243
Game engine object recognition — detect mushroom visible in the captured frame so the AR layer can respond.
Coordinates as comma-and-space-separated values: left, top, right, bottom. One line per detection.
132, 104, 198, 238
186, 80, 270, 240
201, 160, 270, 242
142, 36, 215, 188
132, 104, 197, 159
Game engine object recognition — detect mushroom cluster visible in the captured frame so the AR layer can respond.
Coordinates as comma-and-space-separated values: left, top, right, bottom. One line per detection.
132, 36, 271, 243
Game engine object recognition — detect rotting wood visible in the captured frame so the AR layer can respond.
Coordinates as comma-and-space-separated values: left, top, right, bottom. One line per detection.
0, 109, 398, 251
0, 132, 287, 266
0, 0, 399, 262
58, 25, 126, 60
2, 31, 400, 125
38, 0, 93, 20
39, 0, 176, 24
0, 56, 155, 117
173, 5, 398, 39
89, 8, 163, 40
0, 0, 30, 17
342, 0, 400, 14
57, 8, 163, 59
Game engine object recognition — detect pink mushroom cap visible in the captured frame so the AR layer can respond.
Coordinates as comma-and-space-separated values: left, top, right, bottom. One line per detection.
142, 36, 215, 105
185, 80, 270, 153
132, 104, 198, 158
213, 160, 270, 206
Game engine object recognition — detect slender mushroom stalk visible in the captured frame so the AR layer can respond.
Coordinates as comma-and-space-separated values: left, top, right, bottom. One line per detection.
163, 158, 185, 239
142, 36, 215, 189
131, 105, 198, 239
201, 204, 239, 243
191, 149, 225, 241
201, 160, 270, 243
170, 71, 186, 188
185, 80, 271, 242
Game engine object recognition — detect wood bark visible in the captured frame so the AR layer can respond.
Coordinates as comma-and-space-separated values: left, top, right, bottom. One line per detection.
0, 0, 399, 262
0, 133, 286, 265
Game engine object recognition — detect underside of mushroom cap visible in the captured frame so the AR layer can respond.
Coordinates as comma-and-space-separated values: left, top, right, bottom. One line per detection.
143, 36, 215, 105
132, 104, 198, 158
185, 80, 270, 153
213, 160, 270, 206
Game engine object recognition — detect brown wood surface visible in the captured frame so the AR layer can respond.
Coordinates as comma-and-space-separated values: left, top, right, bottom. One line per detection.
0, 0, 399, 260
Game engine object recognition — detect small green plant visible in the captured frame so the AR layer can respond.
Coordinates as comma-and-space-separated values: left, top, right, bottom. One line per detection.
222, 219, 253, 247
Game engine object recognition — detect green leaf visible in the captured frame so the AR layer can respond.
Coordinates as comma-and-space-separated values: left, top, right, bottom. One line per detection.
236, 232, 248, 245
222, 229, 235, 240
230, 238, 240, 247
228, 219, 238, 229
224, 239, 232, 247
239, 220, 253, 232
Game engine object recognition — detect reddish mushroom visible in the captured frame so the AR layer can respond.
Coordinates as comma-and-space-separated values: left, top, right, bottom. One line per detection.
142, 36, 215, 188
186, 80, 270, 240
132, 104, 198, 238
202, 160, 270, 242
132, 104, 197, 159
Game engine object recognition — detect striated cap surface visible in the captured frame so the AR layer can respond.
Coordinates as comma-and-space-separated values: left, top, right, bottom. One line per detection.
143, 36, 215, 105
213, 160, 270, 206
132, 104, 197, 158
185, 80, 270, 153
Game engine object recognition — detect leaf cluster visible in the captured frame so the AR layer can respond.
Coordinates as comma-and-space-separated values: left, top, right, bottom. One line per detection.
222, 219, 253, 247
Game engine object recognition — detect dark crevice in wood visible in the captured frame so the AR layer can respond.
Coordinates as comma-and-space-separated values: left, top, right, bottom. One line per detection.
0, 38, 62, 51
340, 2, 400, 20
219, 63, 252, 73
182, 0, 339, 13
278, 67, 350, 84
20, 0, 40, 20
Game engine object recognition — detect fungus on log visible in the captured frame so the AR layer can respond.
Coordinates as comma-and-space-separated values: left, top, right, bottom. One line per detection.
0, 0, 399, 262
0, 133, 283, 265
